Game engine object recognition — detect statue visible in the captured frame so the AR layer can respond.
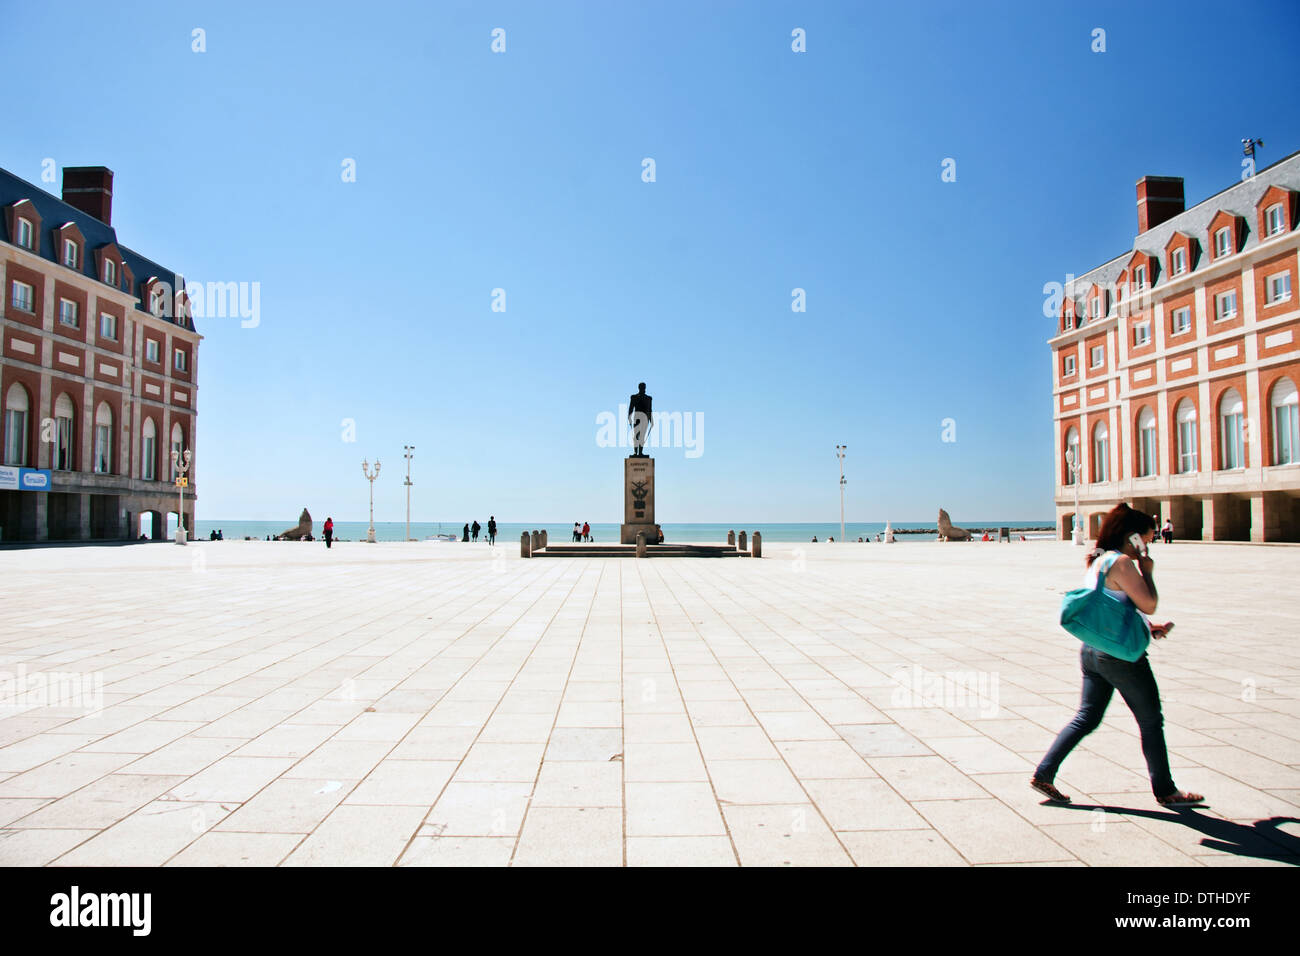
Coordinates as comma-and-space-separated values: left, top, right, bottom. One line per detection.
628, 382, 653, 457
277, 508, 313, 541
937, 508, 971, 542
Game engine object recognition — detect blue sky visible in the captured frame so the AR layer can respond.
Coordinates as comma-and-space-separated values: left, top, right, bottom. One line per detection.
4, 0, 1298, 523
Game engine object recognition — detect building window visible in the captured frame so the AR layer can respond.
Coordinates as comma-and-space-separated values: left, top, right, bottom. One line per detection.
1063, 354, 1076, 377
1134, 322, 1151, 346
1092, 422, 1110, 482
99, 312, 118, 341
1266, 203, 1286, 237
142, 417, 157, 481
93, 402, 112, 474
1089, 345, 1104, 369
3, 383, 29, 466
1137, 407, 1157, 477
1133, 265, 1147, 291
103, 259, 117, 286
16, 217, 34, 250
1214, 227, 1231, 258
59, 298, 80, 328
1214, 290, 1238, 322
1273, 377, 1299, 465
1171, 248, 1185, 276
1064, 427, 1080, 485
174, 348, 187, 372
54, 394, 74, 471
10, 279, 34, 313
1176, 400, 1198, 474
1219, 388, 1244, 470
146, 339, 160, 363
1266, 272, 1292, 304
1090, 298, 1101, 320
1171, 306, 1191, 335
63, 239, 78, 269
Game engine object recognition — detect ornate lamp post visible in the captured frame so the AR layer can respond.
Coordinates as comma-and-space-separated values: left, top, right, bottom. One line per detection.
403, 445, 414, 542
362, 458, 381, 543
835, 445, 847, 542
1065, 446, 1084, 546
171, 448, 192, 545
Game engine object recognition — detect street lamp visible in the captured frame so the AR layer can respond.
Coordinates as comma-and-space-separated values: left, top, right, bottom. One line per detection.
403, 445, 415, 542
170, 448, 192, 546
362, 459, 381, 543
1064, 446, 1084, 546
835, 445, 847, 542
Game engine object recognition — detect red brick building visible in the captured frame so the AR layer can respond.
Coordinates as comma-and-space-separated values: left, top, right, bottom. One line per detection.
1050, 152, 1300, 542
1, 166, 199, 541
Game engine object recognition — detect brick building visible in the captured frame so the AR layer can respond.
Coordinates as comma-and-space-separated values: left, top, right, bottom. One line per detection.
1050, 152, 1300, 542
0, 166, 199, 542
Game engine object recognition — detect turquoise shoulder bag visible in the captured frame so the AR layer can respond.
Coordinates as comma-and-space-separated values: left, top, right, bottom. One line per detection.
1058, 551, 1150, 662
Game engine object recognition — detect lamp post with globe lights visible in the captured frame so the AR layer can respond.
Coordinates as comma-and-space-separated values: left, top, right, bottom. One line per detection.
171, 448, 192, 545
362, 459, 381, 543
1064, 446, 1085, 545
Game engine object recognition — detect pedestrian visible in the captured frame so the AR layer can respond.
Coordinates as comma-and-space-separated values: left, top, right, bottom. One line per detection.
472, 520, 481, 542
323, 517, 334, 549
462, 523, 470, 542
1031, 503, 1204, 808
573, 521, 581, 542
582, 521, 590, 542
1151, 515, 1159, 542
488, 516, 497, 546
1162, 519, 1173, 544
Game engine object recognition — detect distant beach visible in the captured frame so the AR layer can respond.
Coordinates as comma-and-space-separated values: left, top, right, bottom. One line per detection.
194, 520, 1057, 544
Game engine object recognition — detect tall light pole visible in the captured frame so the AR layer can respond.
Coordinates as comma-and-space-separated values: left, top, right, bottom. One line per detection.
362, 458, 381, 543
403, 445, 415, 542
835, 445, 847, 542
1065, 446, 1084, 546
171, 448, 192, 546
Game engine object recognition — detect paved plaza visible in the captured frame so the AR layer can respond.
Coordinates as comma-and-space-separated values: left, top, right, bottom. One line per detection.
0, 539, 1297, 867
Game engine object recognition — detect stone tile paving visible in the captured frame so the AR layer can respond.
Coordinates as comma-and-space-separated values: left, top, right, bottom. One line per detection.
0, 538, 1297, 866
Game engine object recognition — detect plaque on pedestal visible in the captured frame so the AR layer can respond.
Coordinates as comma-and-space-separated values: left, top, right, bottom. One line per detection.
621, 456, 661, 545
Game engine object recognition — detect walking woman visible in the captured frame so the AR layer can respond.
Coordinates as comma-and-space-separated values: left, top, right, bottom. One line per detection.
1031, 503, 1204, 807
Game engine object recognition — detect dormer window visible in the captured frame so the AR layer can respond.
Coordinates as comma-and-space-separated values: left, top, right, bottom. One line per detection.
1171, 248, 1186, 276
1090, 298, 1101, 320
103, 259, 117, 286
149, 285, 168, 316
1266, 203, 1286, 237
1133, 266, 1147, 291
16, 217, 33, 250
1214, 227, 1231, 258
63, 239, 79, 269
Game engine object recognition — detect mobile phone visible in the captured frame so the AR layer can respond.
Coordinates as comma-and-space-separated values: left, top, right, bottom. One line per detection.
1128, 533, 1148, 556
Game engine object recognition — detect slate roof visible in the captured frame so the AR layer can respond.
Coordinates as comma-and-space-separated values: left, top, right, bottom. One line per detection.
0, 166, 194, 333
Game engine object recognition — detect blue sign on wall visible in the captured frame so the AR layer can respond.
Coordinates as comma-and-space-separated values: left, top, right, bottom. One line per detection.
19, 468, 52, 491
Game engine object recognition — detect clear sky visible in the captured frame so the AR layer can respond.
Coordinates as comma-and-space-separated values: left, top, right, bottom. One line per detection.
4, 1, 1298, 524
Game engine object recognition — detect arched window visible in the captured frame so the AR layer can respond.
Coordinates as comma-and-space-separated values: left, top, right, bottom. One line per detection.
1092, 421, 1110, 483
1137, 406, 1157, 477
170, 422, 184, 479
3, 383, 29, 466
142, 417, 157, 481
1272, 377, 1299, 465
1176, 400, 1199, 473
54, 394, 74, 471
1219, 388, 1244, 470
93, 402, 112, 474
1064, 426, 1080, 485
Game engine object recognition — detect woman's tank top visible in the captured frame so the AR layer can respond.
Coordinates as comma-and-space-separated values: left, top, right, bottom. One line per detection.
1084, 553, 1132, 606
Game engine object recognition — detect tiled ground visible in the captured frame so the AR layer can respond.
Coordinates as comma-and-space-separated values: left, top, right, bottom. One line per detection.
0, 538, 1297, 866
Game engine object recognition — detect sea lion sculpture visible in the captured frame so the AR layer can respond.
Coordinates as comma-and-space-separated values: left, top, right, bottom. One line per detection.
277, 508, 313, 541
937, 508, 971, 542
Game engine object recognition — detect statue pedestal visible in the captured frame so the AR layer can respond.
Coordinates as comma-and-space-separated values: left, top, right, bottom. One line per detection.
620, 456, 660, 545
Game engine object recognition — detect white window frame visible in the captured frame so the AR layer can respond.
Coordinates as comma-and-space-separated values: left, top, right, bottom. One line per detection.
10, 279, 34, 313
1273, 380, 1298, 466
1177, 405, 1199, 474
63, 238, 78, 269
1134, 322, 1151, 346
1266, 272, 1292, 304
1065, 428, 1080, 486
1171, 307, 1191, 335
1063, 355, 1076, 377
1090, 297, 1101, 319
1138, 417, 1158, 478
1090, 345, 1104, 369
99, 312, 117, 341
146, 339, 160, 363
1133, 265, 1147, 291
173, 347, 187, 372
1214, 290, 1237, 322
58, 297, 79, 328
103, 259, 117, 286
1266, 203, 1285, 237
1214, 226, 1231, 258
1093, 425, 1110, 483
16, 217, 33, 250
1171, 248, 1185, 276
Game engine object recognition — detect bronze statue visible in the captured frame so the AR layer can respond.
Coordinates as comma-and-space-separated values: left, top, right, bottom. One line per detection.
628, 382, 653, 457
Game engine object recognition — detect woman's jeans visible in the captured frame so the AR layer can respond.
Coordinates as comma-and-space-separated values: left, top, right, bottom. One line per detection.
1036, 645, 1177, 798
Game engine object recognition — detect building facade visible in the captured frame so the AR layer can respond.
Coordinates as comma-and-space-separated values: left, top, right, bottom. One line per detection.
0, 166, 199, 542
1050, 152, 1300, 542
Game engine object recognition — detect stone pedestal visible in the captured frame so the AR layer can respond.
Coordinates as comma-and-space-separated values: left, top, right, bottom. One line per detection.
738, 530, 747, 551
751, 531, 762, 558
520, 532, 531, 558
621, 456, 661, 545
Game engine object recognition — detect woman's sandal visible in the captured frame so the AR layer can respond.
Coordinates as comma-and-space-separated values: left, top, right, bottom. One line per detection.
1156, 790, 1205, 807
1030, 778, 1072, 803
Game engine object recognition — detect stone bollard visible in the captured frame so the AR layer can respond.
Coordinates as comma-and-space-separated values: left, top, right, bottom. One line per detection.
636, 531, 646, 558
738, 530, 747, 552
530, 531, 539, 552
727, 529, 736, 547
752, 531, 762, 558
520, 532, 531, 558
541, 530, 548, 549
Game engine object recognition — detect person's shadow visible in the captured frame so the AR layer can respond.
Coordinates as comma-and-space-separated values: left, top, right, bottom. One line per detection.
1051, 801, 1300, 864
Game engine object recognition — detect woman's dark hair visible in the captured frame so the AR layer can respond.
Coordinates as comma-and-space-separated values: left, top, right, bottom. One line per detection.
1087, 503, 1156, 565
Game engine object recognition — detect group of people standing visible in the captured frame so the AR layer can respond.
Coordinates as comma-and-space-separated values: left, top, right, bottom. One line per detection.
573, 521, 591, 542
463, 517, 498, 544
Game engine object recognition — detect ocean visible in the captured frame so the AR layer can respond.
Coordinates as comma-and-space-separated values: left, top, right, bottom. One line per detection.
193, 520, 1056, 544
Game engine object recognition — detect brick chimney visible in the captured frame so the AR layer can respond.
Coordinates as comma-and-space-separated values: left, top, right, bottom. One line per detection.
62, 166, 114, 225
1136, 175, 1184, 233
